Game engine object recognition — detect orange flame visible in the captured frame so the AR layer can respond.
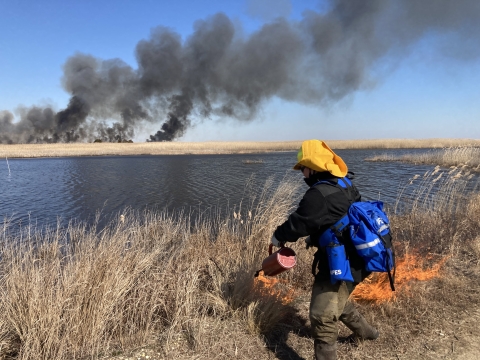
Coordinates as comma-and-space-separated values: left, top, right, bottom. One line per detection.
352, 253, 449, 304
253, 272, 296, 305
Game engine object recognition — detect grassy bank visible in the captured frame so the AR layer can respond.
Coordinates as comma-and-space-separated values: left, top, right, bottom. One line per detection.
1, 138, 480, 158
367, 146, 480, 172
0, 174, 479, 359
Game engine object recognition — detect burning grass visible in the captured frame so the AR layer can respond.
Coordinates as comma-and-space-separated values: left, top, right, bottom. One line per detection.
352, 253, 449, 304
0, 170, 479, 359
345, 169, 480, 359
253, 272, 296, 305
1, 138, 480, 158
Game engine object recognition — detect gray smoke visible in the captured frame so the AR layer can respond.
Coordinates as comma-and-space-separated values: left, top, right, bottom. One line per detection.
246, 0, 292, 22
2, 0, 480, 143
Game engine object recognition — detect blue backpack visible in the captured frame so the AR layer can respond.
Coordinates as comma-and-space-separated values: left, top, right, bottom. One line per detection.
315, 177, 396, 291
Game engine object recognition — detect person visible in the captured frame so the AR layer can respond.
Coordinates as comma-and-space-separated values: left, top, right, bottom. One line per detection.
271, 139, 379, 360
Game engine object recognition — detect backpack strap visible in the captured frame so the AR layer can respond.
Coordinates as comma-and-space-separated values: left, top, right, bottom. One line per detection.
388, 260, 396, 291
311, 177, 355, 277
313, 177, 357, 205
311, 251, 321, 276
312, 177, 357, 241
383, 233, 396, 291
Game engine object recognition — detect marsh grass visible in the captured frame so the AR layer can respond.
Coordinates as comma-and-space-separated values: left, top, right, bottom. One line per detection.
1, 138, 480, 158
394, 165, 478, 214
0, 176, 302, 359
342, 170, 480, 359
1, 171, 480, 359
367, 146, 480, 172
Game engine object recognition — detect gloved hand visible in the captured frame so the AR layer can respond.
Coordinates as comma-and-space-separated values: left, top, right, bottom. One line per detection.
305, 236, 313, 249
270, 234, 285, 248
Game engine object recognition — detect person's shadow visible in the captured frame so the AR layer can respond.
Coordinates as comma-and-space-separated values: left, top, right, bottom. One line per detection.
262, 306, 311, 360
262, 307, 360, 359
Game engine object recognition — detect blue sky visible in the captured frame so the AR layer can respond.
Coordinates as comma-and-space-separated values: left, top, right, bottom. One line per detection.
1, 0, 479, 142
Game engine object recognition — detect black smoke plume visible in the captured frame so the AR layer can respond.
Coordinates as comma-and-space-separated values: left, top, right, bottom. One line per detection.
2, 0, 480, 143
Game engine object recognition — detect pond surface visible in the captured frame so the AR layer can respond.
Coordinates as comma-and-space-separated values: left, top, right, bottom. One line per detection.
0, 149, 462, 228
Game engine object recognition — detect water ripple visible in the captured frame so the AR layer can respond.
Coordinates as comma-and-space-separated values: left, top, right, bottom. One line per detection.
0, 149, 471, 228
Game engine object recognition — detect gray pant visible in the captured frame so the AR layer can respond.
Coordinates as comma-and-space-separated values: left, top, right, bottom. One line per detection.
309, 280, 356, 344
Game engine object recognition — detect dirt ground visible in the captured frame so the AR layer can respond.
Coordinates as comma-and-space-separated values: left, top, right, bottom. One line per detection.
105, 304, 480, 360
104, 260, 480, 360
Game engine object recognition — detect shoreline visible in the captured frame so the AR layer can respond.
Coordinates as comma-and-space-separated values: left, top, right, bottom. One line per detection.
1, 175, 479, 360
366, 146, 480, 172
1, 138, 479, 159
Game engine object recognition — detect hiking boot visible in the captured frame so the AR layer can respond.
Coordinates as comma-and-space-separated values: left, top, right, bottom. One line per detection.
314, 340, 337, 360
340, 302, 379, 340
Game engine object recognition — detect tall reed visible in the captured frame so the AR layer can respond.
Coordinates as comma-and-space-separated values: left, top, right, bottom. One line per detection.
1, 139, 480, 158
341, 170, 480, 359
367, 146, 480, 171
0, 176, 301, 359
1, 170, 480, 359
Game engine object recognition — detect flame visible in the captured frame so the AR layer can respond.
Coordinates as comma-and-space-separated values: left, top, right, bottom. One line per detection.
352, 253, 449, 304
253, 272, 296, 305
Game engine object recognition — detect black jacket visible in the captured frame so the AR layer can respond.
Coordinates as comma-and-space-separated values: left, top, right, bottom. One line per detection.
274, 172, 370, 283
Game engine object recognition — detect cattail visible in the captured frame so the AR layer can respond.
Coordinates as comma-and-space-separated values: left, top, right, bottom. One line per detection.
409, 174, 420, 184
432, 173, 443, 183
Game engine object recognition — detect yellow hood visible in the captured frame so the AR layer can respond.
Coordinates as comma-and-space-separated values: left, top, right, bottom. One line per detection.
293, 140, 348, 177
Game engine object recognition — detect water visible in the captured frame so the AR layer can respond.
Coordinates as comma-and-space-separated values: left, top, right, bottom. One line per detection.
0, 149, 463, 228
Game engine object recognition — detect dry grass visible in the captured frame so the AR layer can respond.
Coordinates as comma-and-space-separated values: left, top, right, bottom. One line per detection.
0, 176, 302, 359
0, 141, 300, 158
1, 139, 480, 158
0, 171, 479, 359
367, 146, 480, 172
342, 169, 480, 360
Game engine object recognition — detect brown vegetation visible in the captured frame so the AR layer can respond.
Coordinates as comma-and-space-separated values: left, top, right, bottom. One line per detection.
242, 159, 265, 164
1, 138, 480, 158
367, 146, 480, 172
0, 171, 479, 359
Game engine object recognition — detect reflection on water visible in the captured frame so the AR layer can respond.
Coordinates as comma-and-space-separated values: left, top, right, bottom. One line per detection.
0, 149, 474, 227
